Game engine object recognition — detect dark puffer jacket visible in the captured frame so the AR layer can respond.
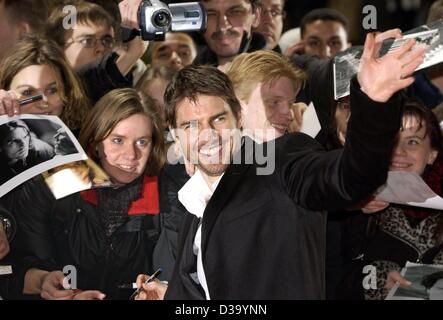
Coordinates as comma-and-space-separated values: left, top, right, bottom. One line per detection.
9, 163, 188, 299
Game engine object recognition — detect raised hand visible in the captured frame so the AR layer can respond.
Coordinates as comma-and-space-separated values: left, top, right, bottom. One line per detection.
357, 31, 427, 102
288, 102, 307, 133
119, 0, 142, 29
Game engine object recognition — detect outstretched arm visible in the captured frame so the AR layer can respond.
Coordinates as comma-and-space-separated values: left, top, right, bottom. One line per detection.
116, 0, 148, 76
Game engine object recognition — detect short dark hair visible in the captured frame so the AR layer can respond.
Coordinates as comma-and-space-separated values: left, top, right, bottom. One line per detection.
164, 65, 241, 128
300, 8, 349, 38
2, 0, 49, 33
202, 0, 262, 11
401, 99, 443, 153
44, 0, 115, 47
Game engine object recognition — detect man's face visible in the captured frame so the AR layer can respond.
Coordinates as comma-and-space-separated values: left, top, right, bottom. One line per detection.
255, 0, 284, 50
241, 76, 294, 142
1, 127, 30, 161
203, 0, 260, 61
303, 20, 349, 59
0, 3, 22, 61
64, 22, 115, 69
173, 94, 241, 179
151, 33, 197, 70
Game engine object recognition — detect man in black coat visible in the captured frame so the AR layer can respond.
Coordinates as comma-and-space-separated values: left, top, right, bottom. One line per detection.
135, 33, 426, 299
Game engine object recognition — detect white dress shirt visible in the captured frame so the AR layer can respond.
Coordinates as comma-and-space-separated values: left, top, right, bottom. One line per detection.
178, 170, 223, 300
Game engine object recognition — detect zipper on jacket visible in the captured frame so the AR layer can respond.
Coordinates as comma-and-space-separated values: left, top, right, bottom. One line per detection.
383, 229, 422, 263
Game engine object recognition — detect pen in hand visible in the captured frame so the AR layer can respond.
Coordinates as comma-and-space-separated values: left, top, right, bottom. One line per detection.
19, 94, 44, 106
129, 268, 162, 300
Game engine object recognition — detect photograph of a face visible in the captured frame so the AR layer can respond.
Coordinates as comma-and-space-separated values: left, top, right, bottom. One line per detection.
42, 158, 113, 199
0, 114, 87, 197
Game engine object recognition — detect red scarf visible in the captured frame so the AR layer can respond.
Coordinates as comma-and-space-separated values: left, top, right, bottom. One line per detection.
81, 176, 160, 215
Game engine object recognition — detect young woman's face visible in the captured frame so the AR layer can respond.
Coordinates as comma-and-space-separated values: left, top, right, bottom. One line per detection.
390, 115, 438, 175
1, 127, 30, 161
98, 113, 153, 185
10, 64, 64, 116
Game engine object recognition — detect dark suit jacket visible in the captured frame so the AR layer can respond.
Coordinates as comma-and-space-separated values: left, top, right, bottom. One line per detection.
165, 78, 402, 300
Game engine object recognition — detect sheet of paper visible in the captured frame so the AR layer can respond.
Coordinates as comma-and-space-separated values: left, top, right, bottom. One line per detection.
375, 171, 443, 210
0, 265, 12, 275
300, 102, 321, 138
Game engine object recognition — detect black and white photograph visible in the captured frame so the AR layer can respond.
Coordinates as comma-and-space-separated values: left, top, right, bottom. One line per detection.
387, 262, 443, 300
0, 115, 86, 197
334, 18, 443, 99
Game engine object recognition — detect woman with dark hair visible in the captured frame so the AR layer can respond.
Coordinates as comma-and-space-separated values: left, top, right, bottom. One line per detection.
8, 88, 187, 300
340, 100, 443, 300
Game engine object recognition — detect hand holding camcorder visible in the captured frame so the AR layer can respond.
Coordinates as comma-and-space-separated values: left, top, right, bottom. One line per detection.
122, 0, 207, 41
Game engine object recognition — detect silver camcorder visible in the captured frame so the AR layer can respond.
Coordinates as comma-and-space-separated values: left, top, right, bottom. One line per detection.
139, 0, 206, 40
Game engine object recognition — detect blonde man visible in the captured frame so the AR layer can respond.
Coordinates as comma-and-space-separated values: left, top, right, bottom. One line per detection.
226, 50, 306, 142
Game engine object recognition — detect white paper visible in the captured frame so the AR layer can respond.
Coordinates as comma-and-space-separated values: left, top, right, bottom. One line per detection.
0, 115, 87, 197
375, 171, 443, 210
300, 102, 321, 138
0, 265, 12, 275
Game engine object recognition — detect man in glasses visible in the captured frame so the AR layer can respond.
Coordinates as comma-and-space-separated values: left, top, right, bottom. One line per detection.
44, 1, 149, 104
254, 0, 285, 52
193, 0, 266, 70
45, 1, 117, 69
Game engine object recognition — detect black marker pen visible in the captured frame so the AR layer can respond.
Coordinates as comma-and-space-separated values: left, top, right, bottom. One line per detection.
19, 94, 44, 106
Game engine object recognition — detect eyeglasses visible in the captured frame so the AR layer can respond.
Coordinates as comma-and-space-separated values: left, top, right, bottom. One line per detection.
261, 7, 285, 18
66, 35, 116, 49
206, 7, 251, 25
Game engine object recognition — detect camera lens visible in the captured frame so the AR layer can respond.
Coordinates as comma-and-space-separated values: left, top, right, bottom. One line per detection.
153, 10, 171, 28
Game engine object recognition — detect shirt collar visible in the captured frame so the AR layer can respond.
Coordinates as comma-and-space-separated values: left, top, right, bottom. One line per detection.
178, 169, 223, 218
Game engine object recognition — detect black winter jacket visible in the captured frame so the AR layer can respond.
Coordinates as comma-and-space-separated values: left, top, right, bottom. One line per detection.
11, 164, 188, 299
